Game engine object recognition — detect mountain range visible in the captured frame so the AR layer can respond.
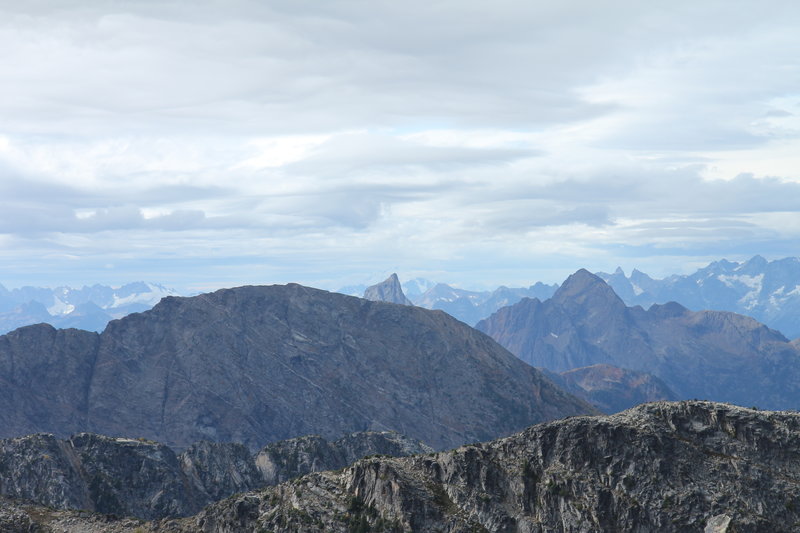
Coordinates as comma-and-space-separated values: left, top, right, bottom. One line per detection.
340, 257, 800, 338
0, 282, 178, 334
477, 269, 800, 411
0, 283, 593, 451
598, 255, 800, 340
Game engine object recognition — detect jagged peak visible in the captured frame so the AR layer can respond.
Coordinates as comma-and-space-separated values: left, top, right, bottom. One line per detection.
363, 273, 413, 306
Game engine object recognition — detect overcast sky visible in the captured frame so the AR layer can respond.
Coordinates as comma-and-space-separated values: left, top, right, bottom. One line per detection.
1, 1, 799, 292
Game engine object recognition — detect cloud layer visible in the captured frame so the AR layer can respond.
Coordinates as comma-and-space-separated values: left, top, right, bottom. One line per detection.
1, 1, 800, 290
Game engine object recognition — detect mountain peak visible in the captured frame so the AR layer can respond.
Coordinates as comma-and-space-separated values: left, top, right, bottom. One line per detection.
363, 273, 413, 305
553, 269, 624, 308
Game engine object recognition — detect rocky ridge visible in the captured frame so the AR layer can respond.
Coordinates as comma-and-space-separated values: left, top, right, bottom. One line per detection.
6, 401, 799, 532
0, 430, 431, 520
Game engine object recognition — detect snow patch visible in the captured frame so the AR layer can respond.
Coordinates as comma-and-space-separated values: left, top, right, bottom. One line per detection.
47, 297, 75, 316
717, 274, 764, 310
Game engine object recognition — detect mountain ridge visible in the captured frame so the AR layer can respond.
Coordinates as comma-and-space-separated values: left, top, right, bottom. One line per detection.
477, 270, 800, 410
0, 283, 595, 451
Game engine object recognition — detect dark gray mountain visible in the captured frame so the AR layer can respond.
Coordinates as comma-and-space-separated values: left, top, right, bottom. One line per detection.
0, 284, 593, 451
16, 401, 800, 532
476, 269, 800, 410
362, 273, 413, 305
0, 430, 431, 520
598, 256, 800, 339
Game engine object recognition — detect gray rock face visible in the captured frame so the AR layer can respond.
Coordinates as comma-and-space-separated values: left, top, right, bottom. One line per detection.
125, 401, 800, 533
477, 269, 800, 410
0, 430, 432, 520
0, 284, 594, 450
8, 401, 800, 532
362, 273, 413, 305
0, 325, 100, 440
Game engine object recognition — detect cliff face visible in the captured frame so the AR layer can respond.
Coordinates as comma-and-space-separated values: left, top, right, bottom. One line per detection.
477, 269, 800, 410
0, 430, 431, 520
176, 401, 800, 533
0, 284, 593, 451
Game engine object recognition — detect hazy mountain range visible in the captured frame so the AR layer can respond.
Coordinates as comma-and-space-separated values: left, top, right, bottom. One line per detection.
598, 255, 800, 340
340, 257, 800, 339
0, 282, 179, 334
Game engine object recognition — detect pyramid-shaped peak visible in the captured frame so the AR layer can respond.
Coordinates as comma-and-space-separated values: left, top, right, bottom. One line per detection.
363, 274, 413, 306
552, 269, 625, 308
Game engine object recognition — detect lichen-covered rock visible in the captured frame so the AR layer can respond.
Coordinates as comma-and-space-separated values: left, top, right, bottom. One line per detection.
0, 430, 431, 520
170, 401, 800, 533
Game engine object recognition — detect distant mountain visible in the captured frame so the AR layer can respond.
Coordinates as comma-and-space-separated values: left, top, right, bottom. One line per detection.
0, 284, 594, 450
412, 281, 558, 325
19, 401, 799, 532
362, 273, 413, 305
401, 277, 436, 298
477, 269, 800, 410
0, 281, 179, 334
543, 364, 678, 413
0, 430, 431, 520
598, 256, 800, 339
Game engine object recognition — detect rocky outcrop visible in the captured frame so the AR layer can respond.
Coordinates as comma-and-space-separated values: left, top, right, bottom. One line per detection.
173, 401, 800, 532
0, 430, 432, 520
9, 401, 792, 532
0, 284, 594, 450
362, 273, 413, 305
254, 431, 433, 486
477, 269, 800, 410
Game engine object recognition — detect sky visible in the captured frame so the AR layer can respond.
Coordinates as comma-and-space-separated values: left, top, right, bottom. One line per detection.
1, 0, 800, 293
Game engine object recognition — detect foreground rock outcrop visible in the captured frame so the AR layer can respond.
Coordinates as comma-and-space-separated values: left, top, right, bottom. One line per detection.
0, 284, 594, 450
5, 401, 799, 532
0, 430, 431, 519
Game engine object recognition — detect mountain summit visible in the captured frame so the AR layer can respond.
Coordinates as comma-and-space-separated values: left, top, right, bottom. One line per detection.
362, 273, 413, 305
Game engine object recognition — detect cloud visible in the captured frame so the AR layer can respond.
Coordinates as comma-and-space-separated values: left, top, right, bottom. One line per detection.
1, 1, 800, 290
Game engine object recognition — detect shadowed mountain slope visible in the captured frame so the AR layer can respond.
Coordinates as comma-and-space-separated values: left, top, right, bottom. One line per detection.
0, 284, 594, 451
477, 269, 800, 410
